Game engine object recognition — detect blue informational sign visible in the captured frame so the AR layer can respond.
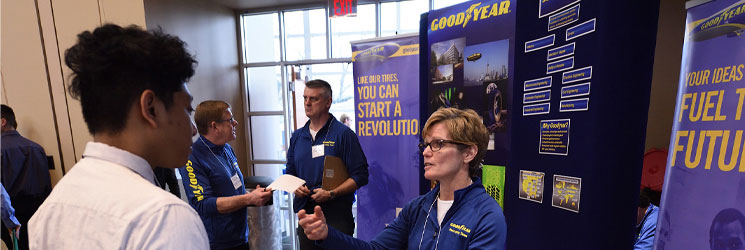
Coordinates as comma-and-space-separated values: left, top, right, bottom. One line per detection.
559, 98, 588, 112
524, 76, 552, 91
539, 119, 570, 155
524, 89, 551, 104
548, 4, 580, 31
523, 102, 551, 116
547, 42, 575, 61
351, 34, 421, 241
424, 0, 516, 170
562, 66, 592, 84
546, 56, 574, 74
525, 34, 555, 52
566, 18, 596, 40
656, 1, 745, 249
539, 0, 581, 18
560, 82, 590, 99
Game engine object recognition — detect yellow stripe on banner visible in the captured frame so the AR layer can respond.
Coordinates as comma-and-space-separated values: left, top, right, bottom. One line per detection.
389, 44, 420, 57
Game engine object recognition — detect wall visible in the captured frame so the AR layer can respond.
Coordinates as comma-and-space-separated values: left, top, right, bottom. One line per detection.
144, 0, 249, 174
645, 0, 686, 151
1, 0, 147, 185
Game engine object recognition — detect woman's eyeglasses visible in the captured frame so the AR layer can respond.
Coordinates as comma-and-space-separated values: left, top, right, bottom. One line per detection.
418, 139, 468, 153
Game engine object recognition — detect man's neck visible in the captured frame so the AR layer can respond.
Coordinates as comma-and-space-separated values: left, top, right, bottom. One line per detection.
203, 133, 226, 146
94, 131, 151, 166
309, 113, 330, 131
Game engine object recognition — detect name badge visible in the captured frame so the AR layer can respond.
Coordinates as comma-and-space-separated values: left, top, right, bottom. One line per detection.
231, 174, 242, 190
312, 144, 324, 158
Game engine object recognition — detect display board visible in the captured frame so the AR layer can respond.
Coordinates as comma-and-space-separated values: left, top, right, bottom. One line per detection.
507, 0, 660, 249
656, 1, 745, 249
420, 0, 516, 173
351, 34, 421, 241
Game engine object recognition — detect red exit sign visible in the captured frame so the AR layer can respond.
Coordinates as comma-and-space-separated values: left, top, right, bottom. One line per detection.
328, 0, 357, 18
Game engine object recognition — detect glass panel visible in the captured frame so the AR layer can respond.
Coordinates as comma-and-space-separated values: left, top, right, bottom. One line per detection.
380, 0, 429, 36
296, 63, 356, 132
434, 0, 468, 9
284, 8, 328, 61
246, 66, 283, 112
330, 4, 376, 58
241, 13, 280, 63
253, 163, 285, 179
250, 116, 287, 161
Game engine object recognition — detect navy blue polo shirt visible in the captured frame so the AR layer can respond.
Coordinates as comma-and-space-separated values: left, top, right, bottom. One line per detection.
1, 130, 51, 198
286, 115, 369, 213
179, 136, 247, 249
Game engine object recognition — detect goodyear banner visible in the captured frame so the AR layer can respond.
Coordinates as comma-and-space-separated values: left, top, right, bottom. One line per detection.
657, 1, 745, 249
424, 0, 516, 168
352, 34, 421, 241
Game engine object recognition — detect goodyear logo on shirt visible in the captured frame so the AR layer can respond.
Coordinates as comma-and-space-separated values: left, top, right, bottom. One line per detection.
448, 222, 471, 238
323, 141, 336, 147
430, 1, 511, 32
185, 160, 204, 201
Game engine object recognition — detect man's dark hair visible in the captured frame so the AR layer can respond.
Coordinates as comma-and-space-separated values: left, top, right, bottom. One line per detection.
1, 104, 17, 128
710, 208, 745, 242
305, 79, 332, 99
65, 24, 196, 134
638, 188, 652, 208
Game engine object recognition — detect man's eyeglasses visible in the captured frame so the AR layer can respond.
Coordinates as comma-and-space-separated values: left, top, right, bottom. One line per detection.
418, 139, 469, 153
216, 116, 236, 124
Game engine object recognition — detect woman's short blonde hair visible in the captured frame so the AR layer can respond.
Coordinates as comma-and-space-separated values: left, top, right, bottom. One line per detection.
422, 107, 489, 177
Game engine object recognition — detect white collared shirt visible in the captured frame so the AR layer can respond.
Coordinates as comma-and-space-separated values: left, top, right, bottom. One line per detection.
28, 142, 209, 250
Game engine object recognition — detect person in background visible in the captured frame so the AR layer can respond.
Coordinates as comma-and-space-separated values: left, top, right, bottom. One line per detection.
1, 104, 52, 250
28, 24, 209, 249
339, 114, 352, 128
154, 167, 181, 198
180, 100, 273, 250
709, 208, 745, 250
1, 184, 21, 248
634, 188, 658, 250
287, 79, 369, 250
298, 107, 507, 249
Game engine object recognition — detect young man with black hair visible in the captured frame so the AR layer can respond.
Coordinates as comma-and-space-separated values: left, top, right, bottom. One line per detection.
1, 104, 51, 250
28, 24, 209, 249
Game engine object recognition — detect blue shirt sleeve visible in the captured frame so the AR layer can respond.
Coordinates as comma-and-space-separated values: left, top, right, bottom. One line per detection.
286, 133, 297, 176
1, 184, 20, 229
319, 197, 414, 250
179, 157, 219, 216
340, 130, 369, 188
634, 205, 658, 250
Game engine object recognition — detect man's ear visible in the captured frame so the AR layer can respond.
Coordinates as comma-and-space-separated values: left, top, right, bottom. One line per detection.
139, 90, 159, 128
1, 118, 6, 128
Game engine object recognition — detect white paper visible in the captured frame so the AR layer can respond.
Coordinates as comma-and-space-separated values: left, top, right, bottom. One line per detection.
267, 174, 306, 193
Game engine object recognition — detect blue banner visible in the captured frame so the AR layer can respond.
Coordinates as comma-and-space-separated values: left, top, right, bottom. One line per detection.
425, 0, 516, 169
352, 34, 421, 241
656, 0, 745, 249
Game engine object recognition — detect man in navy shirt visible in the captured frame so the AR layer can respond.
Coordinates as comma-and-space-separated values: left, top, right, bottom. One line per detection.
287, 79, 369, 250
1, 104, 51, 250
180, 100, 273, 250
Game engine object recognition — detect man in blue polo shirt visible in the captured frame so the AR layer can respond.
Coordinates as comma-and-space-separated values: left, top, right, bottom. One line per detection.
180, 100, 273, 250
287, 79, 369, 250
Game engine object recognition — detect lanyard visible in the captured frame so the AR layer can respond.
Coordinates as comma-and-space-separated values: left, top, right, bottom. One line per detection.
199, 137, 234, 176
316, 121, 332, 145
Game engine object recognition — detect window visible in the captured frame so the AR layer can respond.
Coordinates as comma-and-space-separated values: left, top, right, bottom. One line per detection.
241, 13, 280, 63
330, 4, 376, 58
380, 0, 429, 36
283, 8, 328, 61
433, 0, 468, 9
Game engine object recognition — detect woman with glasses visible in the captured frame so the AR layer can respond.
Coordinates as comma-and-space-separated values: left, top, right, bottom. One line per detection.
298, 107, 507, 249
